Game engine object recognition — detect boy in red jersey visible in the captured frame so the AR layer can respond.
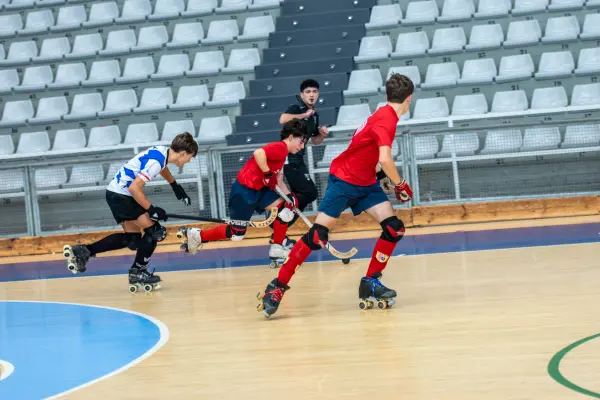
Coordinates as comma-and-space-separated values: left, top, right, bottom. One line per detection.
257, 74, 415, 317
180, 119, 309, 266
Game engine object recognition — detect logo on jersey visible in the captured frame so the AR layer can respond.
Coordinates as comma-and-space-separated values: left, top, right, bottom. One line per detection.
375, 251, 390, 263
352, 120, 367, 137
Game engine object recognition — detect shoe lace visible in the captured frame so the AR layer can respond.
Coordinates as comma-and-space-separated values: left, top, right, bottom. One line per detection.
369, 277, 387, 296
268, 287, 284, 302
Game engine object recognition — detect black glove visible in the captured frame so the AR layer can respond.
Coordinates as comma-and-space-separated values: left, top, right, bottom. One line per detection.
170, 180, 191, 206
147, 205, 167, 222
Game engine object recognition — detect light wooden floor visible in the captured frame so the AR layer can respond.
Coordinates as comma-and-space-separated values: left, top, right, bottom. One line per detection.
2, 226, 600, 399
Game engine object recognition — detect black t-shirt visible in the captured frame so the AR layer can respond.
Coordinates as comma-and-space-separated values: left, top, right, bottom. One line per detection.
284, 102, 320, 165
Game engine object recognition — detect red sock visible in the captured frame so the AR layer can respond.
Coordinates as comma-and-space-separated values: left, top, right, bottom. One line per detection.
199, 224, 229, 242
271, 219, 288, 245
278, 240, 312, 285
366, 238, 397, 277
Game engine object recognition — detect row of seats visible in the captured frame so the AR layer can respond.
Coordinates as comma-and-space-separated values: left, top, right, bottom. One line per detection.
347, 48, 600, 97
0, 156, 206, 192
0, 83, 246, 126
365, 0, 598, 28
0, 0, 278, 36
319, 124, 600, 165
0, 116, 232, 157
0, 48, 261, 93
358, 16, 598, 62
0, 16, 274, 65
337, 83, 599, 126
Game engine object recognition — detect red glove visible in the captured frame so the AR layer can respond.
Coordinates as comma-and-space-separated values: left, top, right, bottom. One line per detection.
262, 171, 277, 189
394, 179, 413, 203
285, 192, 299, 211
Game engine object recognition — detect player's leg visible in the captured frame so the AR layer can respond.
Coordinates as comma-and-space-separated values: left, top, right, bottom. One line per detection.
355, 188, 405, 308
181, 181, 256, 254
63, 191, 143, 274
258, 176, 351, 317
128, 212, 164, 292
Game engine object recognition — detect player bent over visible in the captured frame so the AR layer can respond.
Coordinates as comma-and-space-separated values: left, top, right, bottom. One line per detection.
179, 119, 309, 268
257, 74, 415, 317
63, 132, 198, 292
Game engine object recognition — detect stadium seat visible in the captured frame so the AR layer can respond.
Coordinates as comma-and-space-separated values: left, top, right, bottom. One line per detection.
162, 120, 196, 141
480, 130, 523, 154
64, 93, 104, 121
124, 122, 159, 144
116, 0, 152, 24
465, 24, 504, 51
504, 20, 542, 47
134, 25, 169, 52
491, 90, 529, 113
54, 5, 87, 31
421, 62, 460, 89
438, 0, 475, 22
392, 32, 430, 58
437, 133, 480, 157
562, 124, 600, 148
197, 116, 232, 144
0, 135, 15, 155
85, 2, 119, 27
133, 87, 174, 114
386, 66, 421, 88
5, 41, 38, 64
0, 169, 25, 192
100, 29, 136, 56
531, 86, 568, 109
574, 48, 600, 76
428, 27, 466, 55
365, 4, 403, 29
171, 85, 210, 110
0, 100, 34, 126
206, 81, 246, 108
413, 97, 450, 119
354, 36, 393, 63
151, 54, 190, 80
317, 143, 348, 168
30, 96, 69, 125
535, 51, 575, 79
68, 33, 103, 59
496, 54, 535, 82
512, 0, 548, 15
333, 104, 371, 129
475, 0, 511, 17
222, 48, 260, 74
542, 16, 580, 43
451, 94, 488, 115
203, 20, 239, 45
458, 58, 497, 85
35, 167, 68, 188
343, 69, 382, 97
168, 22, 204, 48
69, 164, 105, 185
116, 56, 156, 84
53, 129, 86, 150
238, 15, 275, 41
521, 127, 561, 151
580, 13, 600, 40
0, 69, 19, 92
98, 89, 138, 118
23, 9, 54, 35
87, 125, 122, 147
570, 83, 600, 106
404, 0, 438, 24
189, 51, 225, 76
37, 37, 71, 62
16, 65, 54, 92
48, 62, 87, 89
17, 130, 51, 153
151, 0, 185, 20
0, 14, 22, 37
414, 135, 440, 159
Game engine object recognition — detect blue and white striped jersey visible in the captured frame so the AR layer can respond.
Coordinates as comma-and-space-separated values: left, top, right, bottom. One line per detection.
107, 146, 168, 196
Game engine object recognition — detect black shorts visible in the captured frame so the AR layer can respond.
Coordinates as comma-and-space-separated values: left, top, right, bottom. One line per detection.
283, 162, 318, 209
106, 190, 147, 224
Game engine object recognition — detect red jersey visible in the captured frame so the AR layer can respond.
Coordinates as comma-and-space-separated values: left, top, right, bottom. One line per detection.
237, 141, 288, 190
330, 104, 399, 186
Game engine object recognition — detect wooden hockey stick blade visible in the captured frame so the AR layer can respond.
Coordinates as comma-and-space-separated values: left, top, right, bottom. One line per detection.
274, 187, 358, 260
166, 207, 277, 228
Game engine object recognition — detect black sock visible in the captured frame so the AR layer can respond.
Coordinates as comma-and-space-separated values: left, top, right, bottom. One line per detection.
133, 235, 157, 269
87, 233, 127, 256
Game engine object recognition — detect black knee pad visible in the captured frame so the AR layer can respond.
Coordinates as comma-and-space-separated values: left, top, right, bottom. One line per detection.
380, 216, 405, 243
226, 225, 247, 241
144, 222, 167, 242
301, 223, 329, 250
123, 233, 142, 250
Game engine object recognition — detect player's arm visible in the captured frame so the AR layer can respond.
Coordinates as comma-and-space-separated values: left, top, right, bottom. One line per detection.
159, 166, 175, 184
160, 166, 191, 206
280, 105, 313, 124
130, 162, 168, 219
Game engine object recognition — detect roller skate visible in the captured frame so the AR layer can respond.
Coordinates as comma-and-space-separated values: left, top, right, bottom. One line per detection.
62, 244, 91, 274
256, 278, 290, 318
268, 243, 290, 269
177, 227, 203, 254
358, 272, 397, 310
270, 233, 296, 250
128, 264, 162, 293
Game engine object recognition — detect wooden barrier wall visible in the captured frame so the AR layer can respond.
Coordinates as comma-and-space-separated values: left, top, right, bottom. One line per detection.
1, 195, 599, 258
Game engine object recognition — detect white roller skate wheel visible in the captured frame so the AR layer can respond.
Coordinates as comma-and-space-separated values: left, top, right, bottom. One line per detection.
143, 284, 153, 292
180, 244, 188, 252
63, 251, 71, 258
154, 283, 161, 290
377, 301, 387, 310
129, 285, 138, 293
256, 302, 264, 312
269, 261, 279, 269
359, 300, 367, 310
262, 310, 272, 319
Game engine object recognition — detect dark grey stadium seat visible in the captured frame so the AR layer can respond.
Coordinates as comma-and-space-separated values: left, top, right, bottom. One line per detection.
269, 25, 365, 48
276, 9, 371, 32
262, 41, 359, 64
281, 0, 376, 15
240, 91, 344, 114
249, 72, 348, 97
235, 107, 338, 135
255, 57, 355, 79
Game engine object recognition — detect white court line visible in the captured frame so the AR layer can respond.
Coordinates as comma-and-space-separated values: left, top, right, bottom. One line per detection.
0, 360, 15, 381
0, 300, 169, 400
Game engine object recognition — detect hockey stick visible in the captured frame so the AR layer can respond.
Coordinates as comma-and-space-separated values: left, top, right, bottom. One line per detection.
274, 186, 358, 260
166, 207, 278, 228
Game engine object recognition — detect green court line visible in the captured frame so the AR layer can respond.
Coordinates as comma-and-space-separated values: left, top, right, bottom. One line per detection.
547, 333, 600, 398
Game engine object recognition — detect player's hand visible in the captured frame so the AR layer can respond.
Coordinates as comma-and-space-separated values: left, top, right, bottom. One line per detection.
147, 205, 167, 221
170, 180, 191, 206
262, 171, 277, 189
303, 109, 315, 119
285, 192, 299, 211
318, 126, 329, 137
376, 170, 394, 195
394, 179, 413, 203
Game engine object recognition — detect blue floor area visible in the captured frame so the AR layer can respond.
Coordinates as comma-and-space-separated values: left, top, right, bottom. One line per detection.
1, 222, 599, 283
0, 301, 164, 399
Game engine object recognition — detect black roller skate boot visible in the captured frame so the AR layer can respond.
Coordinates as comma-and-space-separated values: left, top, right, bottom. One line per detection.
256, 278, 290, 318
63, 244, 91, 274
128, 264, 162, 293
358, 271, 397, 310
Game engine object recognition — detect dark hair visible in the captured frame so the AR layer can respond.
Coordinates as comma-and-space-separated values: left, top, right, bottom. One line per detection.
280, 119, 309, 142
300, 79, 319, 92
386, 73, 414, 104
170, 132, 198, 157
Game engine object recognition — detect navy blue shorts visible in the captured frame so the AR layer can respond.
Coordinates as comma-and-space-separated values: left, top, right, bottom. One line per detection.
228, 180, 280, 222
318, 175, 389, 219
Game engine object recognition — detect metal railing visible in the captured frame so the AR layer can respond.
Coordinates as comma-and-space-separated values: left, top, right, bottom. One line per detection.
2, 108, 600, 238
